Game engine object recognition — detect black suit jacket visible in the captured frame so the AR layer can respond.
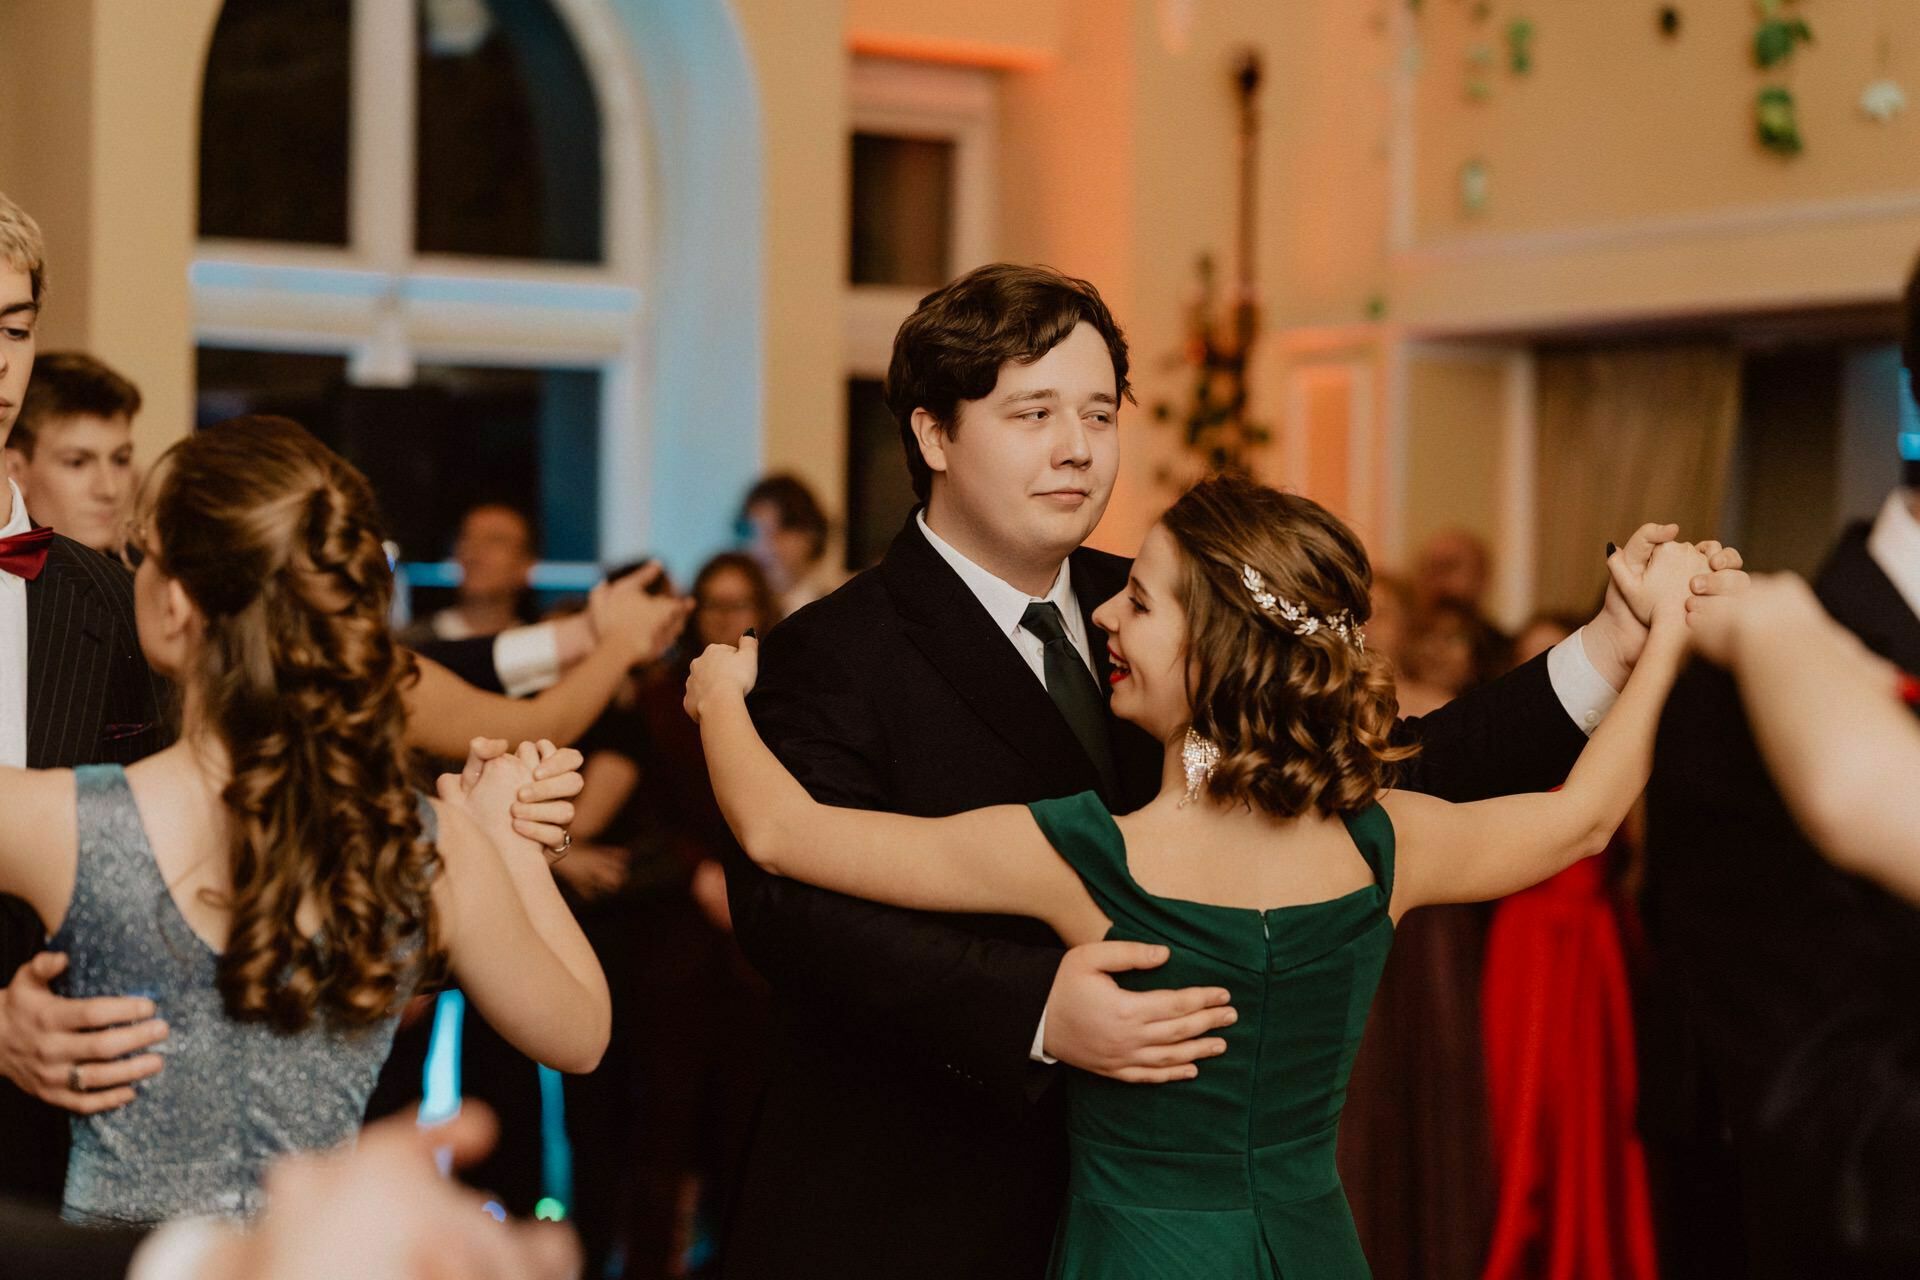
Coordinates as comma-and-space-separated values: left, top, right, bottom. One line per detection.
413, 634, 509, 694
718, 516, 1587, 1280
0, 534, 174, 1205
1644, 523, 1920, 1278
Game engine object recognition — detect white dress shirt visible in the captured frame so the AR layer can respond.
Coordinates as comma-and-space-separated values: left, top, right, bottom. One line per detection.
916, 512, 1098, 683
490, 623, 564, 699
1547, 627, 1621, 736
0, 480, 32, 769
1867, 488, 1920, 618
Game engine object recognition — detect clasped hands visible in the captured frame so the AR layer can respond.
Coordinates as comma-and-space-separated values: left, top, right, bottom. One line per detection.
1583, 522, 1749, 687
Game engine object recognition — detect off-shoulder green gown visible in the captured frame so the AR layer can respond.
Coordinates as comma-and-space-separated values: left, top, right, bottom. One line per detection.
1028, 792, 1397, 1279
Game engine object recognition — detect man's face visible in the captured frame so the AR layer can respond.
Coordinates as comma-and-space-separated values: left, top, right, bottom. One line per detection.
0, 264, 37, 447
6, 414, 136, 553
919, 321, 1121, 569
454, 506, 535, 601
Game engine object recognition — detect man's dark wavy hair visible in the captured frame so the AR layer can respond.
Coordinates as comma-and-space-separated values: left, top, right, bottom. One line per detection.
885, 264, 1131, 503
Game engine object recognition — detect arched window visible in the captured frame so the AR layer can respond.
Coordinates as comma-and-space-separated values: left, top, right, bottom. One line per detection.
194, 0, 647, 605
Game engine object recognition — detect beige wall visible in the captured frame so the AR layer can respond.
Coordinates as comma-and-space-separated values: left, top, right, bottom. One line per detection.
1414, 3, 1920, 238
0, 0, 212, 462
847, 0, 1062, 68
733, 0, 850, 521
1396, 1, 1920, 329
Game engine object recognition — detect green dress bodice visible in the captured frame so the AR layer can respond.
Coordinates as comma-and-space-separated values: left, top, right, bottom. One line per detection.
1028, 792, 1397, 1279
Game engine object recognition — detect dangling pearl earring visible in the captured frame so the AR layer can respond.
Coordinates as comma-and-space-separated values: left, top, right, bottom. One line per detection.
1180, 728, 1221, 808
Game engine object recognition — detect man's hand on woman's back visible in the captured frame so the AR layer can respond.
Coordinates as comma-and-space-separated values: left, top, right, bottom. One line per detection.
0, 950, 166, 1114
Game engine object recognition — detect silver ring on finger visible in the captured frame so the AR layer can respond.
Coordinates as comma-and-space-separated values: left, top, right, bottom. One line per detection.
68, 1063, 85, 1093
544, 829, 572, 865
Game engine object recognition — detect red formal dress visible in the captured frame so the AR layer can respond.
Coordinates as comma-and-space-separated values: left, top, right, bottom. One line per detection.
1480, 842, 1659, 1280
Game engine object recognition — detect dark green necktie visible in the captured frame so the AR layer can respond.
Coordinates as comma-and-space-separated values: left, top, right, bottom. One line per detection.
1021, 601, 1121, 798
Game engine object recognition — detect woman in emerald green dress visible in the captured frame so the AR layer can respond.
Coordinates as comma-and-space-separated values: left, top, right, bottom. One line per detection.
684, 473, 1703, 1279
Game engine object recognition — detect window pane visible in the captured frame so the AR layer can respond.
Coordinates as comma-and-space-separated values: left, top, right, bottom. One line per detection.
199, 0, 351, 245
844, 376, 916, 570
196, 346, 349, 432
195, 350, 600, 571
850, 133, 955, 287
415, 0, 604, 262
408, 363, 601, 563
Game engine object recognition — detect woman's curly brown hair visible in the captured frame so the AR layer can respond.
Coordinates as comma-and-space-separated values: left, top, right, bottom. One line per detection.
1160, 472, 1416, 819
139, 415, 437, 1031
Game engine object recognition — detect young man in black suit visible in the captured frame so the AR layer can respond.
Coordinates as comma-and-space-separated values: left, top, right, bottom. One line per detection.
0, 192, 175, 1206
1641, 260, 1920, 1279
719, 263, 1747, 1279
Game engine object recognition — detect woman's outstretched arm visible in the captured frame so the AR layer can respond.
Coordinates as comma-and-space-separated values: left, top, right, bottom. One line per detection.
1691, 573, 1920, 902
1385, 541, 1705, 917
431, 742, 609, 1073
685, 638, 1106, 943
402, 569, 692, 758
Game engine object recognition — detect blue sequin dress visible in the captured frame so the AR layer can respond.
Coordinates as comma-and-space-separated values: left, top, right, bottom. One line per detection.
52, 765, 423, 1226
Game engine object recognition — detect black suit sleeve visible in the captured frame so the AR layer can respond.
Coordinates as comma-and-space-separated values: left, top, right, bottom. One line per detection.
77, 544, 175, 769
410, 636, 508, 693
722, 621, 1062, 1105
1647, 666, 1920, 1266
1391, 649, 1588, 800
0, 1198, 144, 1280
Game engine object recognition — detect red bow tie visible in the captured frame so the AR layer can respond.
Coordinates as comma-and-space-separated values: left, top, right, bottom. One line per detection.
0, 526, 54, 581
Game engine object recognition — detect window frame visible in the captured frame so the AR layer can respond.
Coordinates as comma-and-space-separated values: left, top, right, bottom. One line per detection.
844, 57, 999, 379
192, 0, 651, 585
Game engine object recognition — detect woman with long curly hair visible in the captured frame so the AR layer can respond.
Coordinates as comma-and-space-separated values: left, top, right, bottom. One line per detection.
684, 473, 1703, 1279
0, 416, 609, 1226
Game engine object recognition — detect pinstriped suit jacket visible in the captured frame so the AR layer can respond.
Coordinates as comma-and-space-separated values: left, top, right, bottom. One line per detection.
0, 533, 174, 1206
22, 535, 174, 773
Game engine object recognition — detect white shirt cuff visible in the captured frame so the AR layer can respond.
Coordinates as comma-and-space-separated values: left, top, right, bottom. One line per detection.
493, 623, 564, 699
1547, 627, 1620, 737
1030, 1004, 1057, 1065
129, 1217, 231, 1280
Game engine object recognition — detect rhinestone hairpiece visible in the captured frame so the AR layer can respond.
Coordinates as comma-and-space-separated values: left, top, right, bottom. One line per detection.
1239, 564, 1365, 651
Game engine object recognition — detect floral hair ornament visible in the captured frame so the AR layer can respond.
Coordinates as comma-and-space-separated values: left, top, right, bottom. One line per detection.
1239, 564, 1365, 651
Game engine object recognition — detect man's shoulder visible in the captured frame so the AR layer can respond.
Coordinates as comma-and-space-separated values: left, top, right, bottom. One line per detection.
38, 534, 135, 604
768, 561, 897, 647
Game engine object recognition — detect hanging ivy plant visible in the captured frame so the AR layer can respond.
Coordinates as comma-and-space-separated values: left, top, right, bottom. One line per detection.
1756, 85, 1803, 152
1752, 0, 1811, 156
1754, 0, 1812, 68
1506, 18, 1535, 75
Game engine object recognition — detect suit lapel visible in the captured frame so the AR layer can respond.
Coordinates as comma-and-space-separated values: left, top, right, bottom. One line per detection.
1069, 551, 1120, 690
882, 521, 1106, 799
1816, 524, 1920, 677
24, 540, 112, 769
